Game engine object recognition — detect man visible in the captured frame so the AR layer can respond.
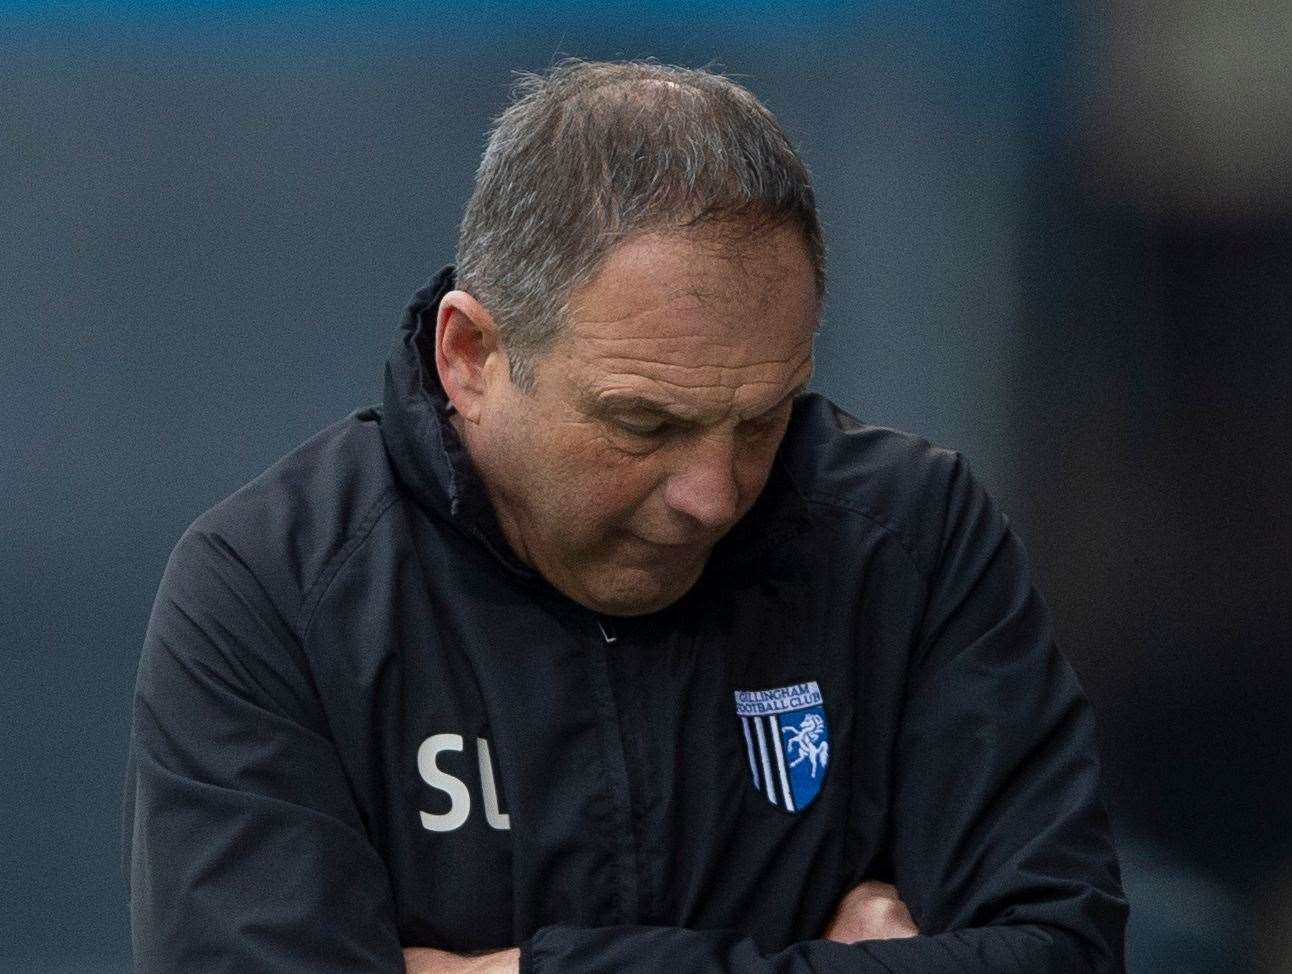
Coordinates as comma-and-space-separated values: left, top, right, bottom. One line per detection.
124, 61, 1127, 973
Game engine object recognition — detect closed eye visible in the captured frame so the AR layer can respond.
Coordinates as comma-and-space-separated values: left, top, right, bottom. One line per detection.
739, 401, 793, 436
615, 415, 673, 437
741, 413, 780, 431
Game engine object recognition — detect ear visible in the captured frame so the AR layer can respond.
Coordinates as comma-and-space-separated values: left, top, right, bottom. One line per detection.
435, 290, 506, 423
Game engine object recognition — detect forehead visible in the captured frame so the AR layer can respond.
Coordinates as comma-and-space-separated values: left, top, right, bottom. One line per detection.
554, 225, 818, 416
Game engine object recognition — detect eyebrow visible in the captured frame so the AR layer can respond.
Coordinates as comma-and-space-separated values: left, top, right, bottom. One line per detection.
590, 380, 810, 424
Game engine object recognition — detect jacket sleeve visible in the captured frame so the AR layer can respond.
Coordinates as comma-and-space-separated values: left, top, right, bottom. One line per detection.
122, 527, 405, 973
520, 456, 1127, 973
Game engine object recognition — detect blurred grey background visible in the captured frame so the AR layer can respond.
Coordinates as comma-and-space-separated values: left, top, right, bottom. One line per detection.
3, 2, 1289, 971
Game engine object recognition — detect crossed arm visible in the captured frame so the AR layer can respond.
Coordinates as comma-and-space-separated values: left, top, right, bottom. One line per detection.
403, 882, 919, 974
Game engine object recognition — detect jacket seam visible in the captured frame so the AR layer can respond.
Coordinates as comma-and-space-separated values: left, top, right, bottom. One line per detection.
807, 492, 928, 575
789, 480, 932, 585
294, 487, 402, 643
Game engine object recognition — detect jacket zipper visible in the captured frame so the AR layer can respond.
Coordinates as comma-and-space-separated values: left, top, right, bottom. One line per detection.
584, 613, 639, 922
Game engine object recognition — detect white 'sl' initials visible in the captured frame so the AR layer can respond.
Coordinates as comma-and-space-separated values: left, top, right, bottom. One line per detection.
417, 734, 511, 833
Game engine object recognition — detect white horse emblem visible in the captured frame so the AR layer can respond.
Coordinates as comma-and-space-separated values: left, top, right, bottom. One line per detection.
782, 712, 829, 778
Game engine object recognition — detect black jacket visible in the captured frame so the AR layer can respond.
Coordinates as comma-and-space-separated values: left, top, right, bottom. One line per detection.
124, 268, 1127, 972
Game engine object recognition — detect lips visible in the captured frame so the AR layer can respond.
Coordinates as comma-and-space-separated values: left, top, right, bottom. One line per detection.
627, 531, 711, 550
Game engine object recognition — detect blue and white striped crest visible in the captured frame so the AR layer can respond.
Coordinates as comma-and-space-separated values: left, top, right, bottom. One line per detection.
734, 681, 829, 813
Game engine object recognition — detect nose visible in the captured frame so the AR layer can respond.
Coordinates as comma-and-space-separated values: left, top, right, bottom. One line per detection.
661, 433, 742, 531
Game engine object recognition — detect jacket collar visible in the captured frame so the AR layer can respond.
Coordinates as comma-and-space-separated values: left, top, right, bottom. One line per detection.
379, 266, 813, 598
379, 266, 535, 575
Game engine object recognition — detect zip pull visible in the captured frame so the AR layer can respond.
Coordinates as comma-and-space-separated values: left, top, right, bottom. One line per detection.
596, 617, 618, 644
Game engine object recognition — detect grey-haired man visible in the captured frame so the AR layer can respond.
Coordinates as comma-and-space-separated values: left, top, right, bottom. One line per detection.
125, 61, 1127, 974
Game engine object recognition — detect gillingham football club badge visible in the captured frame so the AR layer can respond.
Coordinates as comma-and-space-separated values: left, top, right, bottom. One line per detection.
734, 681, 829, 812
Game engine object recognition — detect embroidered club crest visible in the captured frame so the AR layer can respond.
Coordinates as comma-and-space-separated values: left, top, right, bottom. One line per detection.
734, 681, 829, 812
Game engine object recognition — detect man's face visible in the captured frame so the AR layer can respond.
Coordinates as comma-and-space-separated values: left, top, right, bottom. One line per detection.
465, 223, 818, 616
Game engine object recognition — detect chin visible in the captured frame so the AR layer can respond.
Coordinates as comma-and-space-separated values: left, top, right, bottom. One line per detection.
578, 564, 703, 617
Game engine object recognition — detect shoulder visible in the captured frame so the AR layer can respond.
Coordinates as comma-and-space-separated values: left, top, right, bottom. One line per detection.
176, 406, 402, 634
778, 393, 994, 579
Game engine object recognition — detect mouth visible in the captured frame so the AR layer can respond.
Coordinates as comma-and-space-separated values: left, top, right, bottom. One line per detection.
626, 531, 712, 552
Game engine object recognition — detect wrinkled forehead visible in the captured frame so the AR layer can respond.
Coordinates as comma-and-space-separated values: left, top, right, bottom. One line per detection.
554, 227, 818, 419
564, 224, 818, 337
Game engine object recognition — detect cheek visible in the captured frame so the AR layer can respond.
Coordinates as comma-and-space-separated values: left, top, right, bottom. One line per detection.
585, 459, 659, 519
541, 433, 659, 526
